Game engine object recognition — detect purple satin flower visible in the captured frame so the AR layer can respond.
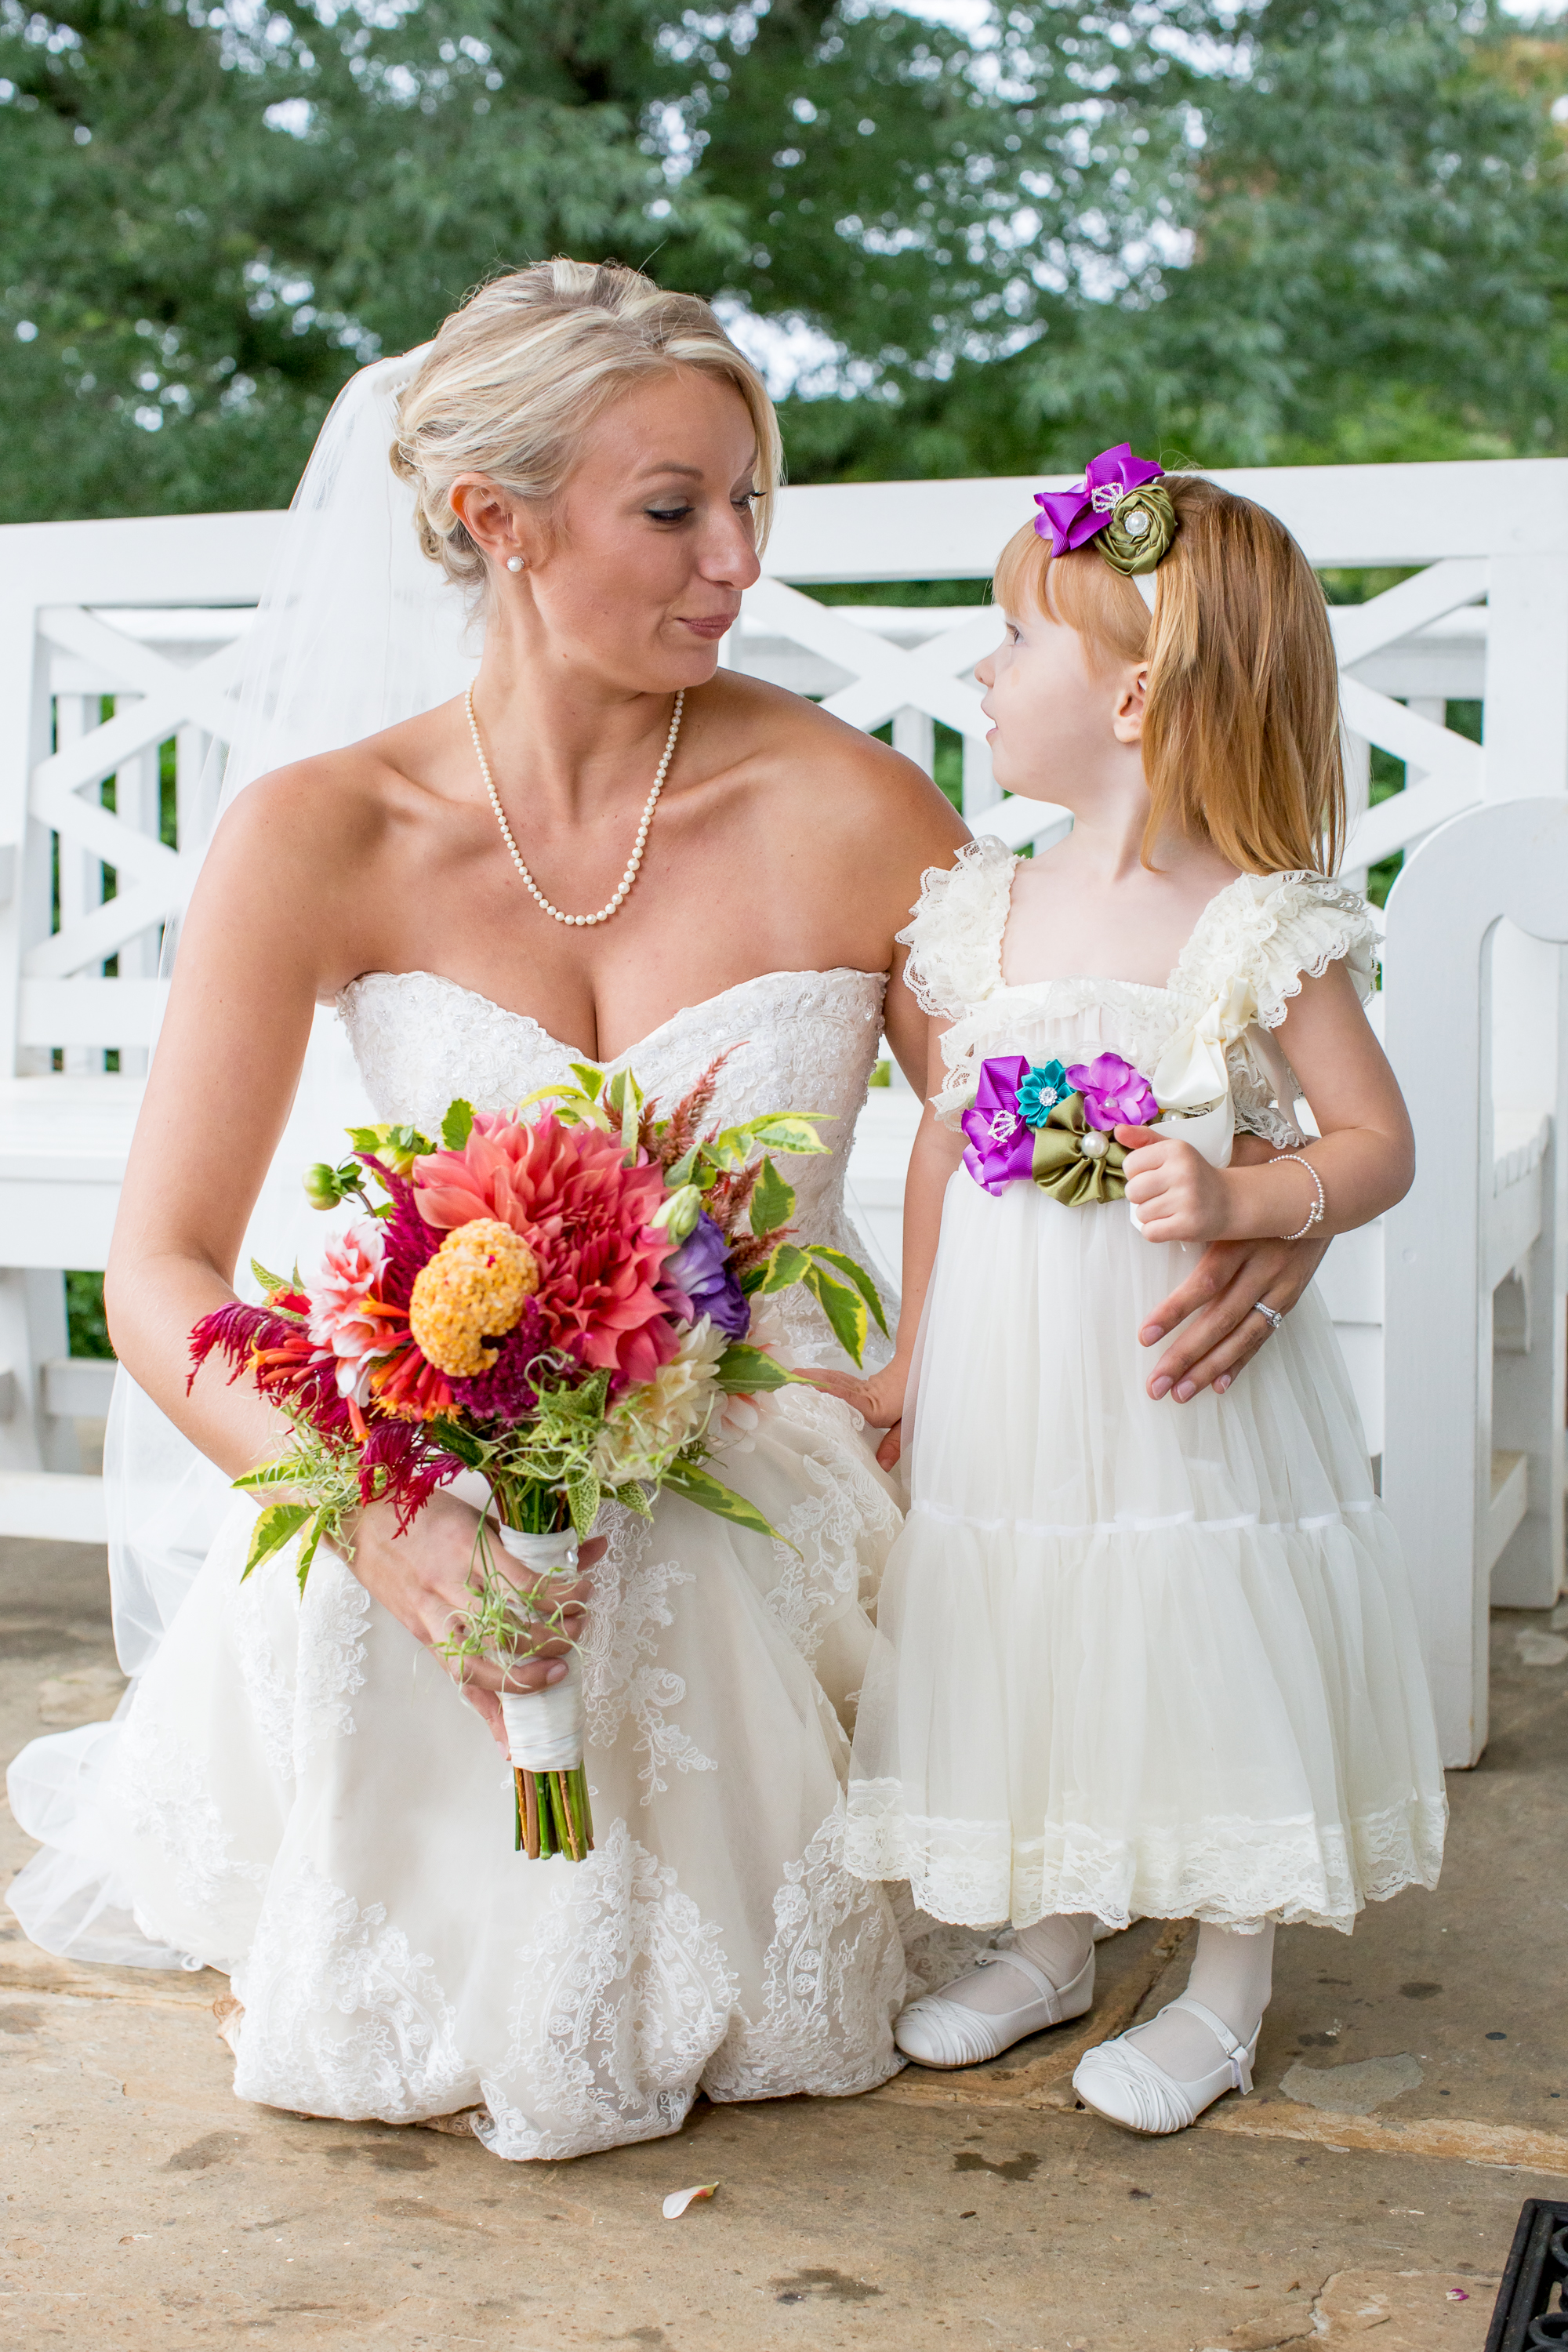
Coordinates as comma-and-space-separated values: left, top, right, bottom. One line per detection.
658, 1211, 750, 1339
1065, 1052, 1159, 1132
961, 1057, 1038, 1194
1033, 444, 1164, 554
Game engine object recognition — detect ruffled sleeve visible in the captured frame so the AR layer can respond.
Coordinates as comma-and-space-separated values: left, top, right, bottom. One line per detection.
1174, 873, 1378, 1036
1244, 873, 1379, 1029
896, 836, 1017, 1020
1171, 873, 1381, 1149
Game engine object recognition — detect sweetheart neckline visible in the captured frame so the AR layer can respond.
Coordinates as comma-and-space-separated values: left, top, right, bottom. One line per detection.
339, 964, 887, 1067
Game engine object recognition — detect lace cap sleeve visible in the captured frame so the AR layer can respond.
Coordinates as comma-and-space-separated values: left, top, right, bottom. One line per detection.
896, 836, 1016, 1018
1178, 872, 1379, 1037
1245, 873, 1379, 1029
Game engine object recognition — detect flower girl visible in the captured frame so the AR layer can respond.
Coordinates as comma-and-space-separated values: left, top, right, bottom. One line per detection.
839, 449, 1447, 2136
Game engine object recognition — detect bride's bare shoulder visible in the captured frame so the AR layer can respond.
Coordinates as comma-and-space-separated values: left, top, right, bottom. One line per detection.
704, 670, 965, 847
200, 707, 459, 879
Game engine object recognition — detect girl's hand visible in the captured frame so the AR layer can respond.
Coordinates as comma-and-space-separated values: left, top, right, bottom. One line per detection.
1116, 1127, 1230, 1244
1139, 1232, 1331, 1402
345, 1489, 601, 1751
801, 1362, 909, 1472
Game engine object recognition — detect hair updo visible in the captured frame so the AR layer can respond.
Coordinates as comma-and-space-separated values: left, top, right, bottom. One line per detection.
390, 259, 782, 594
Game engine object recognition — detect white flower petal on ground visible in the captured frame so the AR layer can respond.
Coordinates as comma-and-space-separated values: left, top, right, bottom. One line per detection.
662, 2183, 718, 2220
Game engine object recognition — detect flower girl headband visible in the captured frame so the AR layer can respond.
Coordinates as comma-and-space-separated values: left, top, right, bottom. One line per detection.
1033, 444, 1177, 593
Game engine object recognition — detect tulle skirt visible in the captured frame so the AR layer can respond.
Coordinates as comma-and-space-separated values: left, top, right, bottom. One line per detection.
844, 1175, 1447, 1934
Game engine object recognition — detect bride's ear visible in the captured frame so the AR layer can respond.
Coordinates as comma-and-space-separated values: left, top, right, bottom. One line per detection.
450, 476, 539, 579
1113, 663, 1149, 745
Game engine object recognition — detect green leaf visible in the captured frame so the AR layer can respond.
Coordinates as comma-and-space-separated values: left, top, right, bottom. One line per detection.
696, 1131, 752, 1174
565, 1468, 601, 1541
618, 1073, 643, 1158
441, 1098, 474, 1150
758, 1242, 811, 1294
294, 1515, 325, 1594
568, 1062, 606, 1101
344, 1126, 384, 1153
234, 1458, 304, 1491
741, 1114, 832, 1156
662, 1460, 785, 1545
249, 1258, 289, 1298
803, 1263, 869, 1368
714, 1343, 797, 1392
749, 1156, 796, 1238
665, 1144, 701, 1190
241, 1501, 314, 1581
806, 1245, 889, 1336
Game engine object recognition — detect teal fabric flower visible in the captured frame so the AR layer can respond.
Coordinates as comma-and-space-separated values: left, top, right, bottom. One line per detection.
1018, 1059, 1073, 1130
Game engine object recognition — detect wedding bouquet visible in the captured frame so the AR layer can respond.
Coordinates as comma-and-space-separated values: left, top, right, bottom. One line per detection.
190, 1056, 884, 1860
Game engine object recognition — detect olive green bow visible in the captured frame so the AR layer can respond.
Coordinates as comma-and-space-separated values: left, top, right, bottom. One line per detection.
1030, 1092, 1131, 1204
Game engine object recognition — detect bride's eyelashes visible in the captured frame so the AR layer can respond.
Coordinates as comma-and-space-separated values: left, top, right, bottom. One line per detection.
644, 490, 759, 526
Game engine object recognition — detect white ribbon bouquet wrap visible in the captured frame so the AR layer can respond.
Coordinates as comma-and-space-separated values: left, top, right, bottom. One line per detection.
490, 1522, 593, 1860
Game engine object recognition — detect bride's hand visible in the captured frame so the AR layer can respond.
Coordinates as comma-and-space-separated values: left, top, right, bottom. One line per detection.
802, 1363, 909, 1472
1140, 1233, 1330, 1401
345, 1490, 602, 1751
1138, 1131, 1330, 1402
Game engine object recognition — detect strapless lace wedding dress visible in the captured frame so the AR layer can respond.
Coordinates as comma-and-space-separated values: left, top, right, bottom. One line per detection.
8, 967, 923, 2160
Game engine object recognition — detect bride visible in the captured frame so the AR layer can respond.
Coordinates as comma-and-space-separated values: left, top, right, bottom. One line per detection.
7, 259, 1323, 2161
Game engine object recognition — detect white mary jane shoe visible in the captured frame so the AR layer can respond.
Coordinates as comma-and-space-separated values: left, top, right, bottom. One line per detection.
893, 1943, 1095, 2070
1070, 1994, 1259, 2135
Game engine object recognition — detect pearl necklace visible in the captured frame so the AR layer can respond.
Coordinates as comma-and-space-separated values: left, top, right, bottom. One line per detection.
466, 684, 684, 928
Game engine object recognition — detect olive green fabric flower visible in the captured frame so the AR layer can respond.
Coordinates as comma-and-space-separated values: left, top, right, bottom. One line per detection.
1099, 482, 1177, 576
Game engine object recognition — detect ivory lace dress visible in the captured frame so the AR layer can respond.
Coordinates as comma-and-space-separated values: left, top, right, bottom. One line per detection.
9, 968, 927, 2159
844, 840, 1447, 1936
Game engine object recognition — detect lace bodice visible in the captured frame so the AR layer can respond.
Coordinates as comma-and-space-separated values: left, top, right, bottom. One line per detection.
336, 965, 892, 1366
899, 838, 1378, 1149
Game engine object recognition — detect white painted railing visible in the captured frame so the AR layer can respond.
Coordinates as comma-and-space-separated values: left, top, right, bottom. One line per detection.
2, 460, 1564, 1764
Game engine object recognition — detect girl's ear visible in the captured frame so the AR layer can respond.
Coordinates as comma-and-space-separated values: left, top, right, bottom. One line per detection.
1113, 664, 1149, 746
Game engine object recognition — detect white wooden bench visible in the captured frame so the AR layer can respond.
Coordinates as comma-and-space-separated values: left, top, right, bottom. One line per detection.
3, 464, 1565, 1773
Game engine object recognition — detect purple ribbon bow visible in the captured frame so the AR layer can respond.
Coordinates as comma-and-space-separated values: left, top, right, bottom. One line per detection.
960, 1056, 1036, 1195
1033, 443, 1164, 554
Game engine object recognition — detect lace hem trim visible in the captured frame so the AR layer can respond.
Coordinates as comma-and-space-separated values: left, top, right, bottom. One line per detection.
844, 1784, 1448, 1935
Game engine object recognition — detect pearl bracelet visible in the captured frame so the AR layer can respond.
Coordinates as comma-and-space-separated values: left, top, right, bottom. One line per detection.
1275, 1152, 1325, 1241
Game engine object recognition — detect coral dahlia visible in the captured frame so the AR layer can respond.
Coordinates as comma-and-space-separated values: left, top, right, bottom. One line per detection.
413, 1112, 678, 1388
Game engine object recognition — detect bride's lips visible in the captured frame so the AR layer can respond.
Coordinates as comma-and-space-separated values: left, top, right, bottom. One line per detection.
680, 615, 735, 641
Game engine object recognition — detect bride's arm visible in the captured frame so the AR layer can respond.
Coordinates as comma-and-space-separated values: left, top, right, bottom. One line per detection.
103, 772, 583, 1745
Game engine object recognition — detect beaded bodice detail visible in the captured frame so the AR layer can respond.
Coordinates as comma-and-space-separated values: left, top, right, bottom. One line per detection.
336, 965, 892, 1367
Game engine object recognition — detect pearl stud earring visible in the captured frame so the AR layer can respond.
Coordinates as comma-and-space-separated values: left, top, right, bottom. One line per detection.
506, 555, 524, 573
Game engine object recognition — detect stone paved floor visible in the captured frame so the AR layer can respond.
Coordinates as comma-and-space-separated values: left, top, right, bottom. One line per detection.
2, 1532, 1565, 2350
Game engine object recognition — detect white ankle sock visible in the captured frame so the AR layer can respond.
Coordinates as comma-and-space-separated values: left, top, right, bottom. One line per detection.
1126, 1922, 1274, 2077
943, 1914, 1095, 2017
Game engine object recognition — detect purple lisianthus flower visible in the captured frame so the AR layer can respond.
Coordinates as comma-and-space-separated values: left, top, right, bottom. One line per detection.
1065, 1051, 1159, 1132
658, 1211, 750, 1340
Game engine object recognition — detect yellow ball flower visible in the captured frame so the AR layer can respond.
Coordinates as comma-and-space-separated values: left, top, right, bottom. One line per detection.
409, 1218, 540, 1377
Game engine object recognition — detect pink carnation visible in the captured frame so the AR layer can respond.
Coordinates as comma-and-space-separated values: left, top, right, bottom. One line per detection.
413, 1112, 678, 1388
307, 1217, 389, 1398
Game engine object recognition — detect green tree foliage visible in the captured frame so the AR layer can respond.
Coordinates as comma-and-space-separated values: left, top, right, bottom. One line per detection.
2, 0, 1566, 518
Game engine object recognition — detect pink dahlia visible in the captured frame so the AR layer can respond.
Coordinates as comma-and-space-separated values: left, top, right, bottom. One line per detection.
413, 1112, 678, 1387
307, 1217, 389, 1399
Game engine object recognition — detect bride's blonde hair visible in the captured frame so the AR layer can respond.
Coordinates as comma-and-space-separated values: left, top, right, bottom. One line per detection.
994, 474, 1345, 877
390, 259, 782, 595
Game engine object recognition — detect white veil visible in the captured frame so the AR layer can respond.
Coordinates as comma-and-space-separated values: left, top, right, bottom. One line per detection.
8, 347, 481, 1965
